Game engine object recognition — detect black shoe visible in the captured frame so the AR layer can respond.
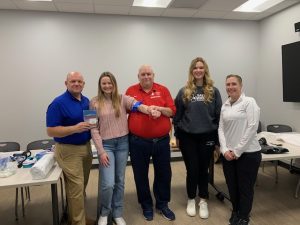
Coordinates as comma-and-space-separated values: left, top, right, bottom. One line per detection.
229, 212, 239, 225
143, 209, 153, 221
236, 218, 250, 225
158, 207, 176, 221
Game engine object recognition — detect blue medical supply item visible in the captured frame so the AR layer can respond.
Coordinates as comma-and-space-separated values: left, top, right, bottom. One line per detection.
0, 156, 10, 170
131, 101, 142, 112
22, 157, 37, 168
0, 156, 17, 178
35, 150, 48, 160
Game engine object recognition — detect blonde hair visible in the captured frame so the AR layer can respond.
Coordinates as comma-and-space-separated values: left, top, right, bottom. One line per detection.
96, 72, 121, 117
183, 57, 214, 103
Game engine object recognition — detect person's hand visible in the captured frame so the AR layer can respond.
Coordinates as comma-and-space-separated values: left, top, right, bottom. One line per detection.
99, 152, 109, 167
224, 150, 236, 161
88, 122, 97, 129
150, 109, 161, 119
231, 151, 238, 160
147, 105, 162, 119
75, 122, 92, 133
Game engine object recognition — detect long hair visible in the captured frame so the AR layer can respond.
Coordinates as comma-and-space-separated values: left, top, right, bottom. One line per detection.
183, 57, 214, 103
96, 72, 121, 117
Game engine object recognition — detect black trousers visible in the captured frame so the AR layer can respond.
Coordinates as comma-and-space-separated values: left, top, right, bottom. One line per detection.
222, 151, 261, 219
129, 134, 172, 210
178, 130, 217, 199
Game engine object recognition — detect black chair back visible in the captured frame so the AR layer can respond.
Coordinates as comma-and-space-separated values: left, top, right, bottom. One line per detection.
267, 124, 292, 133
26, 139, 55, 150
0, 142, 20, 152
257, 121, 262, 133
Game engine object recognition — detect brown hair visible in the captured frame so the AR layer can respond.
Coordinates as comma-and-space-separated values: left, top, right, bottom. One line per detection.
226, 74, 243, 84
96, 72, 121, 117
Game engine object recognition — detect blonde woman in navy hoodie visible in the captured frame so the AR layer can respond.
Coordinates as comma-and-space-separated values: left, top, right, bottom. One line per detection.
173, 57, 222, 219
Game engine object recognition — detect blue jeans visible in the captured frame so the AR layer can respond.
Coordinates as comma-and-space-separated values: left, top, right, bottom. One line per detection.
98, 135, 129, 218
129, 134, 172, 211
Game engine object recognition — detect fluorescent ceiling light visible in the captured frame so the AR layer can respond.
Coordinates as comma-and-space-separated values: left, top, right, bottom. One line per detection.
234, 0, 285, 12
133, 0, 172, 8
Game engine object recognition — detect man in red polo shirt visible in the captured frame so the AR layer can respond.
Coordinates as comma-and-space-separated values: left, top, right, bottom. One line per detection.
126, 65, 176, 221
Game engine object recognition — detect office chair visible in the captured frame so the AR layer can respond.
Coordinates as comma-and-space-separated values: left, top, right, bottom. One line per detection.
267, 124, 292, 133
257, 121, 262, 133
264, 124, 292, 183
26, 139, 55, 150
0, 142, 20, 152
0, 141, 25, 220
26, 139, 66, 215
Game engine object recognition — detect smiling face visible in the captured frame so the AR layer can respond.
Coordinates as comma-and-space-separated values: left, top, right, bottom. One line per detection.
192, 61, 205, 85
100, 76, 114, 97
65, 72, 85, 98
226, 76, 242, 102
138, 65, 154, 91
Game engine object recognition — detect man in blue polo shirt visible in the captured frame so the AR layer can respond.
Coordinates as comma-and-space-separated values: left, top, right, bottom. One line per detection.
46, 71, 94, 225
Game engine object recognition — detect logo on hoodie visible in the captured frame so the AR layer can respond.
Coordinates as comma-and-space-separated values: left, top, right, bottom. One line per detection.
191, 93, 204, 102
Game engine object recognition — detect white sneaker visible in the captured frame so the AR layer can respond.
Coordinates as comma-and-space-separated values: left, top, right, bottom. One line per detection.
113, 217, 126, 225
186, 199, 196, 216
98, 216, 108, 225
199, 200, 209, 219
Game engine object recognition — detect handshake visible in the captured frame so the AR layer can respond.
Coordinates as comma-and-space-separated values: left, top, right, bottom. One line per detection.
146, 105, 162, 119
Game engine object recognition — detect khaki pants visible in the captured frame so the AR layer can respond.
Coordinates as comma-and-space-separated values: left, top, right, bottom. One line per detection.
55, 142, 92, 225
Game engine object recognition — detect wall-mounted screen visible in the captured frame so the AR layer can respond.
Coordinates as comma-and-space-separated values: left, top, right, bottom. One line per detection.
282, 41, 300, 102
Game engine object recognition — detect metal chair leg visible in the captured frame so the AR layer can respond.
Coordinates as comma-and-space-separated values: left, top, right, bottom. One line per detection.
21, 187, 25, 217
60, 177, 65, 211
275, 161, 278, 184
295, 178, 300, 198
15, 188, 19, 220
60, 176, 68, 222
25, 187, 31, 201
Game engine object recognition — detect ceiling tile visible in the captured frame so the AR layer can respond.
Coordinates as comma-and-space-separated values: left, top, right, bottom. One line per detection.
54, 0, 93, 3
13, 0, 57, 11
55, 3, 94, 13
95, 5, 130, 15
0, 0, 17, 9
200, 0, 247, 11
162, 8, 197, 17
130, 6, 164, 17
264, 0, 300, 13
223, 11, 260, 20
251, 11, 276, 20
169, 0, 208, 9
93, 0, 134, 6
193, 10, 228, 19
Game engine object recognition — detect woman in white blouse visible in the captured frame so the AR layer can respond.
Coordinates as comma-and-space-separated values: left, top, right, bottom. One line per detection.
218, 74, 261, 225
